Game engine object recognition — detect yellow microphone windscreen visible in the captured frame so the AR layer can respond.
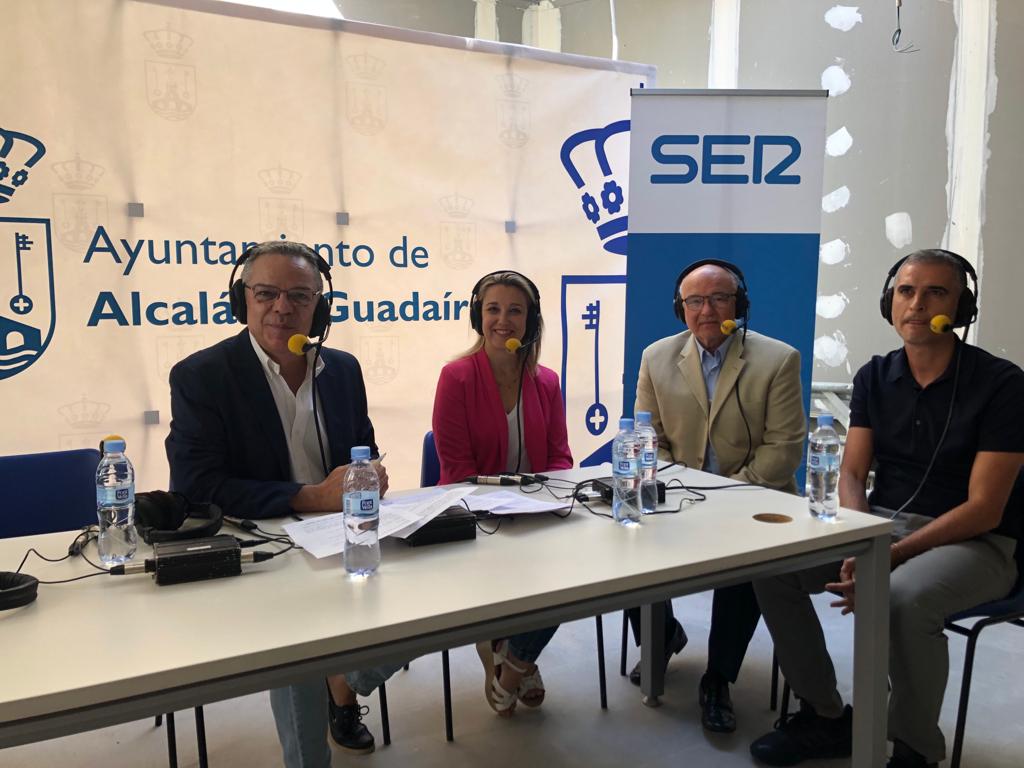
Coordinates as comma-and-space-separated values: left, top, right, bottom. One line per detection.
929, 315, 953, 334
505, 338, 522, 353
720, 319, 738, 335
287, 334, 310, 356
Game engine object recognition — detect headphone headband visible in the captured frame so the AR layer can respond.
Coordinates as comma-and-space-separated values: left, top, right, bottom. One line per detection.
469, 270, 542, 345
672, 258, 750, 324
228, 241, 334, 338
879, 249, 978, 330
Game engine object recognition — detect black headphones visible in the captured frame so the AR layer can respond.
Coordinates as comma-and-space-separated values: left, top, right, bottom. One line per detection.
469, 270, 542, 347
673, 258, 750, 323
134, 491, 223, 545
879, 249, 978, 329
228, 241, 334, 338
0, 571, 39, 611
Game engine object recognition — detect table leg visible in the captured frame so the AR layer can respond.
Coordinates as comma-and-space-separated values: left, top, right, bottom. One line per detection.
852, 534, 889, 768
640, 602, 666, 706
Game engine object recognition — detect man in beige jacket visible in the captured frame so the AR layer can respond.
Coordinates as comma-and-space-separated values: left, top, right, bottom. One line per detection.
626, 259, 806, 734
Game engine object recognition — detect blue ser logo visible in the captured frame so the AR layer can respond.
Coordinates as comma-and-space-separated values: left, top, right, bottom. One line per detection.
650, 134, 801, 185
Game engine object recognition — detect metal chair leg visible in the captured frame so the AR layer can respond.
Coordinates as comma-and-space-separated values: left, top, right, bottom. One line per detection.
442, 649, 454, 742
378, 681, 391, 746
620, 608, 629, 677
194, 706, 208, 768
770, 651, 779, 711
950, 626, 983, 768
595, 615, 608, 709
165, 711, 178, 768
155, 714, 163, 727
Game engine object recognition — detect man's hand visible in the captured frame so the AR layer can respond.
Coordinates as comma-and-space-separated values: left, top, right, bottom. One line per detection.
292, 460, 389, 513
826, 557, 857, 615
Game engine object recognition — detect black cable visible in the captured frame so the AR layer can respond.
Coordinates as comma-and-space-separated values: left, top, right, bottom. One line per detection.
513, 352, 528, 475
311, 342, 329, 477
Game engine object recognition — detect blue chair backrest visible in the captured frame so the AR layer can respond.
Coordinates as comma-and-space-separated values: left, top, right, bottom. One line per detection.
421, 431, 440, 488
0, 449, 100, 538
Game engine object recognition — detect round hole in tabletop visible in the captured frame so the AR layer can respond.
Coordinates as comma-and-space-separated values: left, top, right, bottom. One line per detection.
752, 513, 793, 524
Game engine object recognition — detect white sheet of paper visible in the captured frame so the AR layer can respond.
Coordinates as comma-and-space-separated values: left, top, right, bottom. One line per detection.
283, 487, 479, 558
467, 490, 568, 515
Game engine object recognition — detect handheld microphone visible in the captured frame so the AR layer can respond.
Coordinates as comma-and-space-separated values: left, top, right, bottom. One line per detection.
288, 333, 318, 356
930, 314, 954, 334
720, 318, 747, 335
465, 473, 549, 486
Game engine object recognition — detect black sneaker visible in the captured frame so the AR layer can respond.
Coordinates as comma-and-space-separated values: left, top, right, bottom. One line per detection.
628, 620, 688, 686
749, 701, 852, 766
328, 697, 375, 754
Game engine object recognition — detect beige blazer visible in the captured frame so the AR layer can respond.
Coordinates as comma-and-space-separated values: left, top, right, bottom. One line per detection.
635, 330, 806, 493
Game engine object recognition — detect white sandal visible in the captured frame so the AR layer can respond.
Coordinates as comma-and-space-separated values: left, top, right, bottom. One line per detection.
493, 641, 546, 708
475, 641, 517, 716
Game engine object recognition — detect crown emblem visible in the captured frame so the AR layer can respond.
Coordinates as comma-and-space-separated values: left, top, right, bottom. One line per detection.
498, 73, 527, 99
258, 164, 302, 194
0, 127, 47, 205
58, 396, 111, 429
560, 120, 631, 256
144, 27, 193, 58
51, 154, 104, 190
347, 53, 385, 80
439, 192, 473, 218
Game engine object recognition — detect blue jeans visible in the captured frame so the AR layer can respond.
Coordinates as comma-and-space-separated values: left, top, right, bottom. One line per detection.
269, 664, 403, 768
506, 625, 558, 663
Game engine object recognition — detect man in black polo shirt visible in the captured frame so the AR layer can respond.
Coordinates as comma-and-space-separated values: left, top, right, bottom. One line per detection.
748, 250, 1024, 768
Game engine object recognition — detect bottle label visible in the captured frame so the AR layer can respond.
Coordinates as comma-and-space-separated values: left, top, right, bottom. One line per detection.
640, 450, 656, 467
97, 486, 134, 505
344, 490, 379, 517
808, 452, 839, 471
614, 458, 638, 476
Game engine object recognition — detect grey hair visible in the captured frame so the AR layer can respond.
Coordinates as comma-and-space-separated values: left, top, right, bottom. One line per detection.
899, 249, 967, 292
239, 241, 324, 292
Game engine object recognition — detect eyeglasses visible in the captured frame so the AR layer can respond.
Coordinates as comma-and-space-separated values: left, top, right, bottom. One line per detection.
680, 292, 736, 310
246, 284, 320, 307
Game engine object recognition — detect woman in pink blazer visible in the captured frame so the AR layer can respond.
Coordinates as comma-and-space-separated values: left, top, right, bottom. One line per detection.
432, 270, 573, 718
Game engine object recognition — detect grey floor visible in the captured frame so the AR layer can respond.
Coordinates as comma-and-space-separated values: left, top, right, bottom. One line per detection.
2, 592, 1020, 768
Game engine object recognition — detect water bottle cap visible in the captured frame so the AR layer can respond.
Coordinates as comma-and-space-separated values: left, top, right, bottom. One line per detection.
619, 417, 634, 430
103, 437, 126, 453
635, 411, 652, 425
816, 414, 834, 428
350, 446, 371, 461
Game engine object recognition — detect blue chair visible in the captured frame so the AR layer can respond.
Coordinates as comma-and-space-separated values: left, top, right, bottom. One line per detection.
0, 448, 98, 537
944, 528, 1024, 767
0, 448, 208, 768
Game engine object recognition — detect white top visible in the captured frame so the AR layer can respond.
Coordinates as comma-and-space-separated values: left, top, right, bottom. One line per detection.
249, 334, 329, 484
505, 403, 532, 474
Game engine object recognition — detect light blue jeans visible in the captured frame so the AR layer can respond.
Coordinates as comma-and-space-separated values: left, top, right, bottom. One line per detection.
269, 665, 403, 768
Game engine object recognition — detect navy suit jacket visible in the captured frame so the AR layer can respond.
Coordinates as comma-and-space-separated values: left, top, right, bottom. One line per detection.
165, 330, 377, 519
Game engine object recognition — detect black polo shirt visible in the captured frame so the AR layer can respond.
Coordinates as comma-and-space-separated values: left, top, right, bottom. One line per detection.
849, 341, 1024, 539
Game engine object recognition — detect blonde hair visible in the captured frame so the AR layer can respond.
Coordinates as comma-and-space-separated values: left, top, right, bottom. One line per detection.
459, 271, 543, 373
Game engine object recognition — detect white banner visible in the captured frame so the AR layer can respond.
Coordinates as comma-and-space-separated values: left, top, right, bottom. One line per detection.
0, 0, 653, 490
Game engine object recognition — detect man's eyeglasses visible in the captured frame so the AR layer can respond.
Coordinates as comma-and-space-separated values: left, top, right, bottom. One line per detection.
680, 292, 736, 310
246, 284, 320, 307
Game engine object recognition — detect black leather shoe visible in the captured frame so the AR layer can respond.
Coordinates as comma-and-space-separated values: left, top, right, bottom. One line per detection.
328, 696, 375, 754
628, 620, 688, 686
699, 672, 736, 733
886, 739, 937, 768
749, 701, 851, 766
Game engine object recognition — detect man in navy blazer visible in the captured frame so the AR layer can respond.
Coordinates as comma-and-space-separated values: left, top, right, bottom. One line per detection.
166, 241, 393, 768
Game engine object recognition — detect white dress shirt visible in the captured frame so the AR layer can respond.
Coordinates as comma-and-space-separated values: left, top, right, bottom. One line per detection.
249, 334, 330, 485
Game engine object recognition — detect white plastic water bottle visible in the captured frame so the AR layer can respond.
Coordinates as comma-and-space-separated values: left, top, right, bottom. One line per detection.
808, 414, 841, 521
343, 446, 381, 577
635, 411, 659, 514
95, 436, 137, 566
611, 417, 641, 526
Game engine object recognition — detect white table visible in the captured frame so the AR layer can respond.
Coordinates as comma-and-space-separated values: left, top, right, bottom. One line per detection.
0, 465, 891, 766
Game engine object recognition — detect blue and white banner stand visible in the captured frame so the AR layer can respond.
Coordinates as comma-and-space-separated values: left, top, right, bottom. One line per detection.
623, 90, 828, 464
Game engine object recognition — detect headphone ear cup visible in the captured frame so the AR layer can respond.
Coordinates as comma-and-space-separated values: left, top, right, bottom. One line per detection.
954, 288, 978, 328
310, 297, 330, 338
469, 299, 482, 335
734, 289, 750, 320
880, 288, 894, 325
230, 279, 247, 323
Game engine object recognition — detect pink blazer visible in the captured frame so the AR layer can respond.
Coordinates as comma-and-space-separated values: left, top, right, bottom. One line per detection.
432, 349, 574, 485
